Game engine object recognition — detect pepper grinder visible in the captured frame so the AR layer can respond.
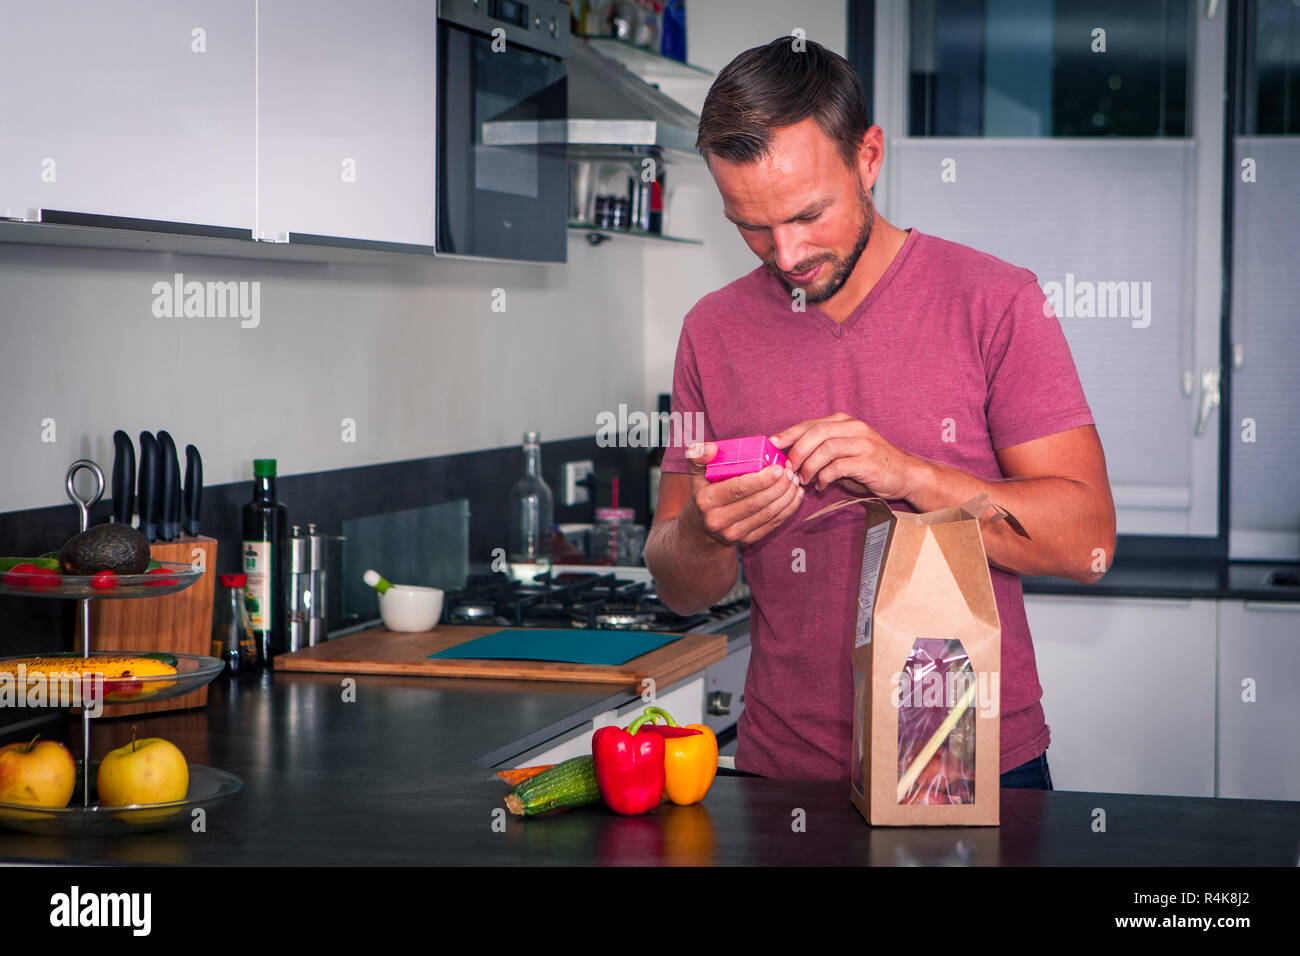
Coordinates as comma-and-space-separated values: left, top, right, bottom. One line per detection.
306, 522, 331, 646
287, 525, 311, 653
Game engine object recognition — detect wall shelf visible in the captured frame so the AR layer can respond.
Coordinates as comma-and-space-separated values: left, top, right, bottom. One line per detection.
570, 223, 702, 246
576, 35, 713, 81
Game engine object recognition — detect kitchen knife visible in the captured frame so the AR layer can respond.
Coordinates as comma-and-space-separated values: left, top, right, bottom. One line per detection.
138, 431, 159, 542
157, 430, 180, 541
183, 444, 203, 536
110, 430, 135, 526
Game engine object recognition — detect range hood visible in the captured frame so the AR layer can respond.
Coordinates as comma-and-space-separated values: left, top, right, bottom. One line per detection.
482, 40, 702, 162
566, 40, 701, 160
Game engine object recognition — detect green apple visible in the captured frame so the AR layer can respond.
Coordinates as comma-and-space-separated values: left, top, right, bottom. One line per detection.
0, 735, 77, 808
96, 728, 188, 807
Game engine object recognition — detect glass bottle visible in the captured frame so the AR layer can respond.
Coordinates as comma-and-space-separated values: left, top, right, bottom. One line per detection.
508, 431, 554, 578
242, 459, 288, 664
212, 573, 257, 674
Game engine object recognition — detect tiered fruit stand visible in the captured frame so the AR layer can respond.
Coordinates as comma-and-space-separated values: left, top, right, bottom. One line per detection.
0, 460, 242, 835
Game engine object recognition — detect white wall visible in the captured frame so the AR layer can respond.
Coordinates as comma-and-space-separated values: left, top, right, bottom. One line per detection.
641, 1, 849, 410
0, 0, 849, 515
0, 235, 644, 513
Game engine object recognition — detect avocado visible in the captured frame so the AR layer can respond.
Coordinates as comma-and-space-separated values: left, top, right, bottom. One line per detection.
59, 524, 152, 575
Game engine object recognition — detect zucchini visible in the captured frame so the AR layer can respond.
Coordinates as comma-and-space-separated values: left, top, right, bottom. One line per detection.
504, 755, 601, 816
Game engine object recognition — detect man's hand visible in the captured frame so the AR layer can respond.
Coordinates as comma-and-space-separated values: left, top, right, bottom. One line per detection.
680, 441, 804, 548
772, 413, 920, 498
774, 414, 1116, 583
644, 442, 803, 617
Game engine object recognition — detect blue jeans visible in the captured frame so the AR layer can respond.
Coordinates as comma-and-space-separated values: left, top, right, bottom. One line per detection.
1000, 751, 1053, 790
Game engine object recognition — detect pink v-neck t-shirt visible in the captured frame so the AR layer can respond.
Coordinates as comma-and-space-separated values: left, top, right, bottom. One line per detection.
660, 228, 1096, 778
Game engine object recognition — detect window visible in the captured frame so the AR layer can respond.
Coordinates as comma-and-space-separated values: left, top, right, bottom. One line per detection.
1228, 0, 1300, 559
1249, 0, 1300, 134
908, 0, 1191, 137
870, 0, 1227, 542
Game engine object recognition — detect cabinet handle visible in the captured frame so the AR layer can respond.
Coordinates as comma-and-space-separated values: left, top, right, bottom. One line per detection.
1243, 602, 1300, 612
1194, 368, 1221, 438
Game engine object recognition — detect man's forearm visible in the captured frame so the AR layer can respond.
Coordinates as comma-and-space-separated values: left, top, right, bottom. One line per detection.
643, 516, 739, 616
904, 457, 1115, 583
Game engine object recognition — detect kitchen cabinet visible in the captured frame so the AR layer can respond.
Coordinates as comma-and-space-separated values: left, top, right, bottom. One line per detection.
509, 676, 705, 766
255, 0, 437, 245
1216, 601, 1300, 801
1025, 595, 1217, 797
0, 0, 255, 228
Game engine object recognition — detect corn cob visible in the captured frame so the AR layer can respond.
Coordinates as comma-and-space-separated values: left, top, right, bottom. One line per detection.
0, 655, 178, 678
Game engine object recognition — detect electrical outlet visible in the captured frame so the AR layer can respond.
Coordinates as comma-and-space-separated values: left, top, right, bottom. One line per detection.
563, 460, 594, 506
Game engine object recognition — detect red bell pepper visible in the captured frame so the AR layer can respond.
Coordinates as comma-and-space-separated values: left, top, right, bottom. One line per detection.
591, 712, 667, 816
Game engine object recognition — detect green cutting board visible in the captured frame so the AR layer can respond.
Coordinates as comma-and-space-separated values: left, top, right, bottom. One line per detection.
429, 628, 680, 666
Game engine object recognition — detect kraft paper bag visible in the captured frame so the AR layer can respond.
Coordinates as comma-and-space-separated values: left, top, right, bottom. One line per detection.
806, 494, 1029, 826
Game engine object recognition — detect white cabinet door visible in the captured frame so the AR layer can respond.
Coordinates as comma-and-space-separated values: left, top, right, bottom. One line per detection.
256, 0, 437, 244
0, 0, 255, 227
1025, 595, 1217, 797
1216, 601, 1300, 801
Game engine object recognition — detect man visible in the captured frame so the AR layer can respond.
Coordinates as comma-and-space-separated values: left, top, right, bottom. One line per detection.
643, 38, 1115, 788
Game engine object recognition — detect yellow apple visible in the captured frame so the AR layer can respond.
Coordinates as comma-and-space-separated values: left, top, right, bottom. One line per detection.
96, 729, 188, 807
0, 735, 77, 808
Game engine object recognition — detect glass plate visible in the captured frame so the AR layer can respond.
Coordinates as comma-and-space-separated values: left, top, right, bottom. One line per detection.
0, 651, 226, 706
0, 560, 203, 599
0, 765, 243, 836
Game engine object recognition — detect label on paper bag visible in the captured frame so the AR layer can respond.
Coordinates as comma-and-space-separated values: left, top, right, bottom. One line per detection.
242, 541, 273, 631
854, 522, 890, 647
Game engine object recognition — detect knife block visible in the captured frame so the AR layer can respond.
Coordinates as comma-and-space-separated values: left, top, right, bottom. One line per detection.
75, 536, 218, 717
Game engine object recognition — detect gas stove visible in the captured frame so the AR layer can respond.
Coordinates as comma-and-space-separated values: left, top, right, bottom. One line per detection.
442, 566, 749, 634
442, 565, 752, 752
433, 565, 752, 753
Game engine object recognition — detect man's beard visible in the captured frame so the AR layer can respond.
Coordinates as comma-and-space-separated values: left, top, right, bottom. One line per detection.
767, 179, 875, 304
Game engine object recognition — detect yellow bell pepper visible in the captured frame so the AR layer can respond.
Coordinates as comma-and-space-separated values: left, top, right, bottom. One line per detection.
641, 706, 718, 805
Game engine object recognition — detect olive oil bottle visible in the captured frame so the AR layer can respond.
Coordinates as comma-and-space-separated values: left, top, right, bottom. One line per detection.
242, 459, 287, 664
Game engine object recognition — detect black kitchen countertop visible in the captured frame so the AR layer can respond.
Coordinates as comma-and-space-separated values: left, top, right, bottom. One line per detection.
2, 670, 1298, 866
468, 556, 1300, 603
1022, 556, 1300, 602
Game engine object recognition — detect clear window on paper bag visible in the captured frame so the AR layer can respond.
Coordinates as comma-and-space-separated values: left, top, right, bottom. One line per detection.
897, 638, 976, 805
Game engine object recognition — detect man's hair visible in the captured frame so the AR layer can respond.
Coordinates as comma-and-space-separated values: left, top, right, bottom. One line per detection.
696, 37, 870, 169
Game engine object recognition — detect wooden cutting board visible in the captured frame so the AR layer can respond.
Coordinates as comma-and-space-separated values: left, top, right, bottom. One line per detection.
271, 625, 727, 690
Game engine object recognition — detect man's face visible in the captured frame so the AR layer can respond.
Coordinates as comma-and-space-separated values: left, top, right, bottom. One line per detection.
709, 118, 875, 304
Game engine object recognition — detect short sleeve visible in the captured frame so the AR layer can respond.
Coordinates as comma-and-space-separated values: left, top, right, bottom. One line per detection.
660, 325, 715, 474
983, 279, 1095, 450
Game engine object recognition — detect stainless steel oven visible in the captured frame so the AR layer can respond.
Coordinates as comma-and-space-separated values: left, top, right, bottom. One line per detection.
436, 0, 569, 262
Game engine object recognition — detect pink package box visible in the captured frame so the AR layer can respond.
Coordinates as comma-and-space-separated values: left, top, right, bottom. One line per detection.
705, 436, 790, 483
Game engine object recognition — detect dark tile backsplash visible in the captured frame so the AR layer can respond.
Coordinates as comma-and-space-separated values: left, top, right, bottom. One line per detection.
0, 437, 648, 731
